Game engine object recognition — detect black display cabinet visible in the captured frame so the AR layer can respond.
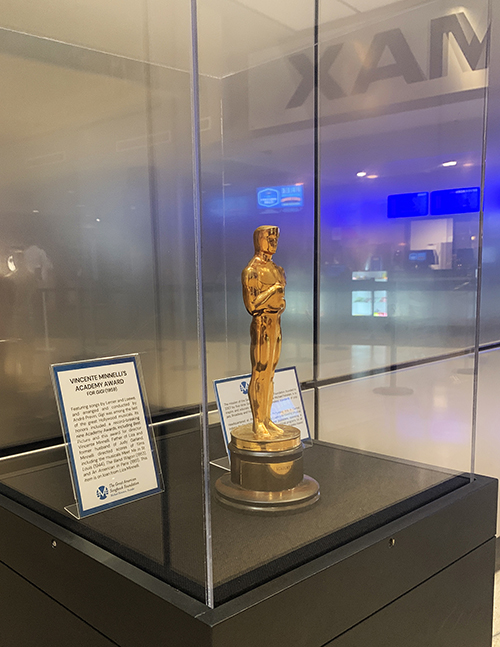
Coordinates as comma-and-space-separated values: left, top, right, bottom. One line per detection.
0, 434, 496, 647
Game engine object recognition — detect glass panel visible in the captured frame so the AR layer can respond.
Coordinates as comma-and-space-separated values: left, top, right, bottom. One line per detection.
195, 0, 483, 607
479, 0, 500, 347
0, 0, 487, 612
197, 0, 316, 390
475, 0, 499, 531
197, 0, 316, 606
318, 0, 488, 474
0, 3, 201, 433
0, 34, 159, 448
0, 0, 211, 605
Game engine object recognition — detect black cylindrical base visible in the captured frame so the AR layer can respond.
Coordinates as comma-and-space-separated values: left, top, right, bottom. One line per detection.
229, 442, 304, 492
215, 425, 320, 513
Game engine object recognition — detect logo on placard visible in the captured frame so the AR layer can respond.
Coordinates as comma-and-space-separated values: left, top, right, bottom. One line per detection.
239, 381, 249, 395
96, 485, 109, 500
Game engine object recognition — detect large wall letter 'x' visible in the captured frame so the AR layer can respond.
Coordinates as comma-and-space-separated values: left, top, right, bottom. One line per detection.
286, 44, 345, 109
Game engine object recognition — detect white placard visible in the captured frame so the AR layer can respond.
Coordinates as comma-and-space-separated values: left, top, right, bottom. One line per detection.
214, 367, 310, 451
51, 355, 162, 518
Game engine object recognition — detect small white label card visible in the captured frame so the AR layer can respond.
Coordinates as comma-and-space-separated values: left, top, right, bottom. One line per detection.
51, 355, 163, 518
214, 367, 310, 451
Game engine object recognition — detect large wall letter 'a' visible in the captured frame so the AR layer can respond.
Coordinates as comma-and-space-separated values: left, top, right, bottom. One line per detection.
352, 28, 426, 94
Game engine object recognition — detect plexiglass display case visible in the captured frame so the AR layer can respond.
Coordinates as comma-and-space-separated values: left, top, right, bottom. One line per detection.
0, 0, 497, 645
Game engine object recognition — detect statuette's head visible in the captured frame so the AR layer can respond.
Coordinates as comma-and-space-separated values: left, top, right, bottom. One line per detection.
253, 225, 280, 256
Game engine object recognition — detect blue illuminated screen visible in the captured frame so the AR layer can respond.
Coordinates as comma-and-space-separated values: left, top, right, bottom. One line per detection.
257, 185, 304, 210
430, 187, 480, 215
409, 252, 427, 262
387, 192, 429, 218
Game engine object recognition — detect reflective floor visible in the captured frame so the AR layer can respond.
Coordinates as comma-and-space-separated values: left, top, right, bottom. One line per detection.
474, 348, 500, 537
319, 352, 474, 473
318, 346, 500, 508
493, 568, 500, 646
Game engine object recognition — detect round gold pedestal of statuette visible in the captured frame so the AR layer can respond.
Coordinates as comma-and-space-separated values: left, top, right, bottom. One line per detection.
215, 424, 320, 513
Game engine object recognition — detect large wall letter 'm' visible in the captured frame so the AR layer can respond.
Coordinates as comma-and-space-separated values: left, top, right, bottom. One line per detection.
430, 12, 489, 79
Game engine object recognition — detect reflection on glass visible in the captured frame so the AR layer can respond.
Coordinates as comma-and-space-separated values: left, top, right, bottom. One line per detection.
197, 0, 316, 392
319, 0, 487, 371
317, 0, 487, 469
352, 291, 373, 317
0, 0, 492, 612
373, 291, 388, 317
0, 0, 211, 607
0, 4, 200, 450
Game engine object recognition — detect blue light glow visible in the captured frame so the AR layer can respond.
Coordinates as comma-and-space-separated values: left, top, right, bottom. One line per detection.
430, 187, 480, 215
387, 192, 429, 218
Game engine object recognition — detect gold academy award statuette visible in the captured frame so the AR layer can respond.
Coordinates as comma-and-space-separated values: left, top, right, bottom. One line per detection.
215, 226, 320, 512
